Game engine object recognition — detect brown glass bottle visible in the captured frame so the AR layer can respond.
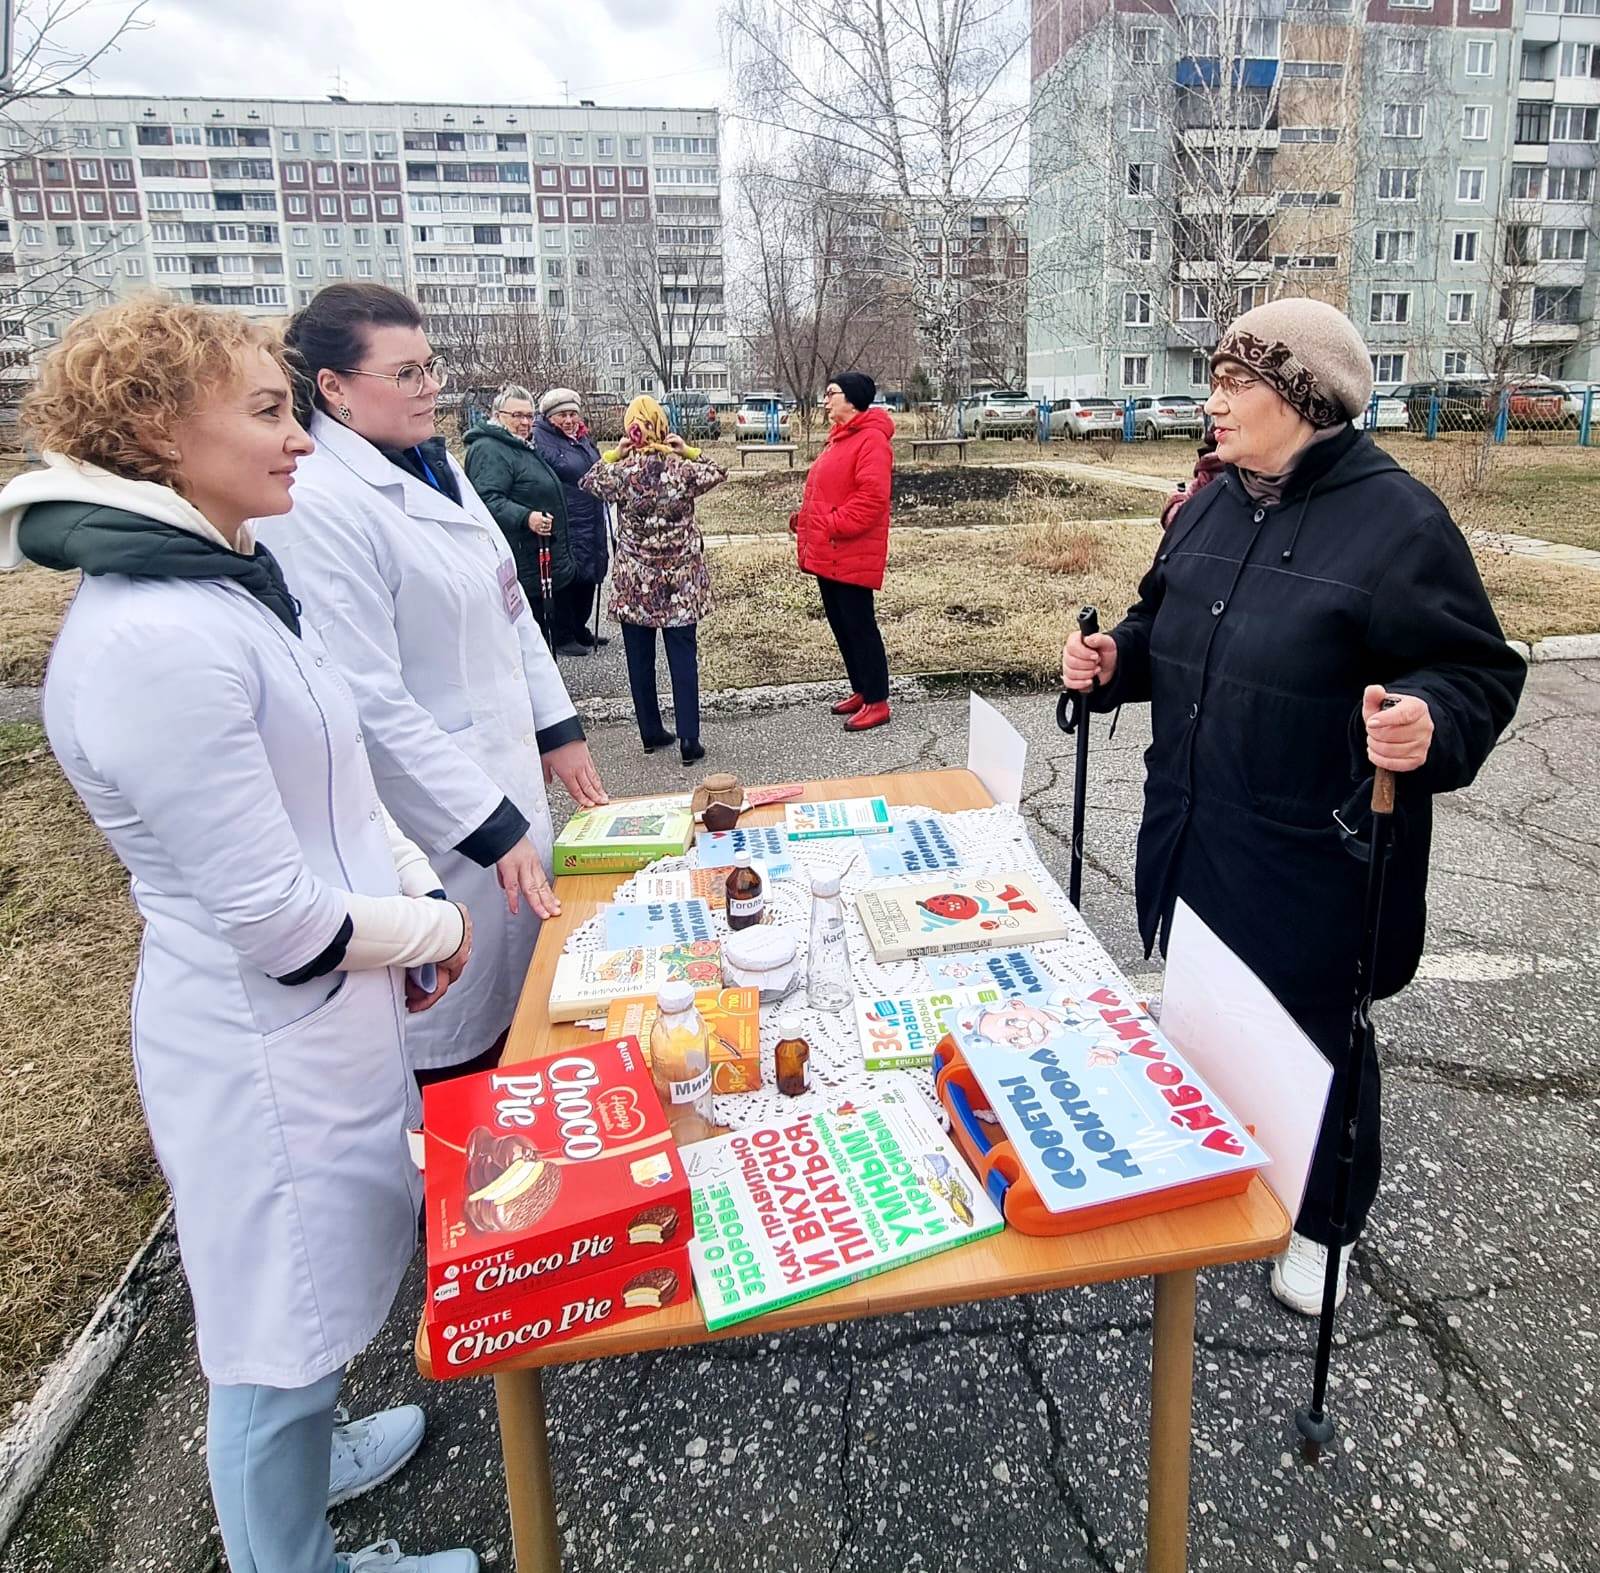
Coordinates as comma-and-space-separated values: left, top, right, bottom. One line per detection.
775, 1014, 811, 1097
725, 851, 764, 931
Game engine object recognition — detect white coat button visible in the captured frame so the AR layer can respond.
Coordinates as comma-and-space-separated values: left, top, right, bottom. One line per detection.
1252, 508, 1265, 522
1211, 599, 1225, 617
369, 810, 379, 821
523, 733, 533, 746
314, 656, 324, 667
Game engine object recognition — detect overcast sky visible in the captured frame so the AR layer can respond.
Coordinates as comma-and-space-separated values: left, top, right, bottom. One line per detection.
49, 0, 725, 110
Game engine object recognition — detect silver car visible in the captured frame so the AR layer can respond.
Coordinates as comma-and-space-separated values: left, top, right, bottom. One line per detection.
959, 391, 1039, 440
1049, 397, 1125, 439
1132, 395, 1205, 439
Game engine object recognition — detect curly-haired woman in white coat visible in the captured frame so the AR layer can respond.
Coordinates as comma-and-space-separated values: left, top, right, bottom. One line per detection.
0, 300, 478, 1573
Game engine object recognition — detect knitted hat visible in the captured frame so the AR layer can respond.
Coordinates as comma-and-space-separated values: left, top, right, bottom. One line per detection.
539, 387, 581, 417
831, 371, 876, 413
1211, 300, 1372, 427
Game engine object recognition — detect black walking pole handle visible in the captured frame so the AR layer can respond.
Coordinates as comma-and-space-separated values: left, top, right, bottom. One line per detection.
1056, 606, 1101, 732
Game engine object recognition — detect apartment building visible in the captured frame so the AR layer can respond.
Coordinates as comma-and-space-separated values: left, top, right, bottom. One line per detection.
1028, 0, 1600, 401
0, 93, 727, 400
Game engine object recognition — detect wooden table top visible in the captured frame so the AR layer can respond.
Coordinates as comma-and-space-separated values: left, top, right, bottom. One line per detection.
415, 767, 1291, 1379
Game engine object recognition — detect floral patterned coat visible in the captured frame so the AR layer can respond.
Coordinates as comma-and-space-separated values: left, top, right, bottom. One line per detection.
579, 450, 726, 628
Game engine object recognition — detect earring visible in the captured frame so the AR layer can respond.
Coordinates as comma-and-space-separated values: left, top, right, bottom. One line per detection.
337, 404, 352, 422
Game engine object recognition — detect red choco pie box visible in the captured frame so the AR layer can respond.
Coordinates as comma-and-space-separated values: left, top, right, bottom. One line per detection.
429, 1244, 694, 1376
422, 1038, 691, 1325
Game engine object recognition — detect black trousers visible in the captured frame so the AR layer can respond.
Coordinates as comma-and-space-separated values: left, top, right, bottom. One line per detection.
621, 621, 700, 745
816, 576, 889, 704
1290, 1002, 1382, 1249
554, 578, 598, 642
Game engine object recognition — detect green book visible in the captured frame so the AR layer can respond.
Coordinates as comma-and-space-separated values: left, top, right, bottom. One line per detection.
685, 1078, 1004, 1331
554, 801, 694, 875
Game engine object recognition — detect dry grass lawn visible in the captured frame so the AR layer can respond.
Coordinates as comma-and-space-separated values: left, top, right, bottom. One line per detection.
0, 721, 158, 1412
0, 565, 75, 687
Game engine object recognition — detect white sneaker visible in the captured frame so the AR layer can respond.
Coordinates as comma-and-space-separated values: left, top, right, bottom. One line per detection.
328, 1404, 426, 1508
336, 1538, 479, 1573
1270, 1230, 1351, 1316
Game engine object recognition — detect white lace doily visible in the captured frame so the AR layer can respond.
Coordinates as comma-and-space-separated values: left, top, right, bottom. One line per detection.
561, 804, 1136, 1131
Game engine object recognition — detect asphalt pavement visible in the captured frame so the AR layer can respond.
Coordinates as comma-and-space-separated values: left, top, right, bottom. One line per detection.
4, 656, 1598, 1573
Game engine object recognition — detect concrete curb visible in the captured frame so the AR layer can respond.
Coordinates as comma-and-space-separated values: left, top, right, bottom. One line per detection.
0, 1208, 177, 1547
1529, 632, 1600, 662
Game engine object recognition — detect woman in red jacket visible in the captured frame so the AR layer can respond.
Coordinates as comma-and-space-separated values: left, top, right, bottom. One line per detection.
790, 371, 894, 731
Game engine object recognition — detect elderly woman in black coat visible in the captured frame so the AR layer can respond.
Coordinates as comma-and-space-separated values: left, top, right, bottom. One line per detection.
1063, 299, 1525, 1315
532, 387, 609, 655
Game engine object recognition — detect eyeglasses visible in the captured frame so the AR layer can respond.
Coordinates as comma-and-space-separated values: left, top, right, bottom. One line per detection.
1209, 370, 1262, 398
340, 355, 450, 397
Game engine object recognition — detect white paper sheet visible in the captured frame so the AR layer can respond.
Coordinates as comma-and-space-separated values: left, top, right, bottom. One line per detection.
1159, 900, 1335, 1224
966, 692, 1028, 810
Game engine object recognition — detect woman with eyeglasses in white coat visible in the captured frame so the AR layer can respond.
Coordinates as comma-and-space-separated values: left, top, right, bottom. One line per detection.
256, 284, 608, 1085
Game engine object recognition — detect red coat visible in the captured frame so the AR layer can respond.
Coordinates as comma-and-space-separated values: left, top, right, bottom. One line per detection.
791, 406, 894, 589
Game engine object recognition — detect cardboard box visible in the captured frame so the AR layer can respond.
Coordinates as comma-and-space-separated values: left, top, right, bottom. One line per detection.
553, 801, 694, 875
605, 986, 763, 1094
422, 1038, 692, 1322
428, 1243, 693, 1377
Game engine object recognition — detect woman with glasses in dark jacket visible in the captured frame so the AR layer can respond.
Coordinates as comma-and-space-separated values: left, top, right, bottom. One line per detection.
1063, 299, 1524, 1318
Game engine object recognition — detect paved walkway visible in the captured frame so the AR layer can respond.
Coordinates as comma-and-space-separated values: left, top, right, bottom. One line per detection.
5, 664, 1598, 1573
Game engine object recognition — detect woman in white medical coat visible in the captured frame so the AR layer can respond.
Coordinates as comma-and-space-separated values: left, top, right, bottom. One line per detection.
0, 299, 478, 1573
257, 284, 607, 1081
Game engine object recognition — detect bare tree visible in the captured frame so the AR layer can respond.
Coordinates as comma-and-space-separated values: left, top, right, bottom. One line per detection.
0, 0, 149, 389
592, 213, 724, 401
724, 0, 1028, 410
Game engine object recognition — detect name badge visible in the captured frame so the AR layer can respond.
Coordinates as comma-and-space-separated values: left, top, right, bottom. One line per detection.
497, 556, 526, 623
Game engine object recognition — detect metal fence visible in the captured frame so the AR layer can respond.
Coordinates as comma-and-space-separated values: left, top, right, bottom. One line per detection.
1357, 388, 1596, 445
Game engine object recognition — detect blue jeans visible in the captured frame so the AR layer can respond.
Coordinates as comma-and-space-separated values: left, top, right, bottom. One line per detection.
621, 620, 700, 745
206, 1367, 343, 1573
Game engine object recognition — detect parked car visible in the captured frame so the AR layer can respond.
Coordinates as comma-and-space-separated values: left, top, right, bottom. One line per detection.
957, 390, 1038, 440
1504, 381, 1567, 429
1132, 395, 1205, 440
733, 393, 794, 443
671, 392, 721, 441
581, 391, 627, 442
1048, 396, 1124, 439
1559, 380, 1600, 424
1368, 393, 1408, 431
1393, 380, 1491, 433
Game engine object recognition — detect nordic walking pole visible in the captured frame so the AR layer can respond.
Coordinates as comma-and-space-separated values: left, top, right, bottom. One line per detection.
1055, 605, 1100, 910
1296, 747, 1397, 1457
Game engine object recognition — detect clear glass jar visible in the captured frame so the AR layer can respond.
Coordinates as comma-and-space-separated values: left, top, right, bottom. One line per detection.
806, 869, 852, 1012
648, 980, 717, 1145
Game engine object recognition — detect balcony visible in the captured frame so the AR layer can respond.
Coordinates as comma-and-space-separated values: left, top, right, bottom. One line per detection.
1518, 79, 1555, 103
1175, 57, 1280, 92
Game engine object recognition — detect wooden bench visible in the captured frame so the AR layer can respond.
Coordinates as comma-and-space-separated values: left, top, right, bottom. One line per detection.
736, 442, 798, 469
910, 436, 971, 463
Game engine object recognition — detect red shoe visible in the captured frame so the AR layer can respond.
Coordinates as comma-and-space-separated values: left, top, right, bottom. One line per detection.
843, 700, 892, 732
831, 692, 865, 716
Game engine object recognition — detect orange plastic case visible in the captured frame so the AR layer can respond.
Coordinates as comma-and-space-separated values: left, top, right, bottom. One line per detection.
933, 1034, 1255, 1237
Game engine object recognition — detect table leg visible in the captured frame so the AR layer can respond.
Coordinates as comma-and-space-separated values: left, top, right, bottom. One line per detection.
1145, 1269, 1197, 1573
494, 1366, 562, 1573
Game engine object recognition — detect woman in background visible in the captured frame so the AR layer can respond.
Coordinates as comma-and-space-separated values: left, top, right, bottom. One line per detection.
532, 387, 610, 654
790, 370, 894, 731
581, 394, 726, 766
0, 298, 476, 1573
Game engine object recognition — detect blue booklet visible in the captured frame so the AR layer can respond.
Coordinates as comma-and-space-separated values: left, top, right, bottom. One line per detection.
940, 981, 1267, 1216
603, 898, 716, 949
921, 947, 1060, 997
862, 818, 963, 878
694, 826, 795, 881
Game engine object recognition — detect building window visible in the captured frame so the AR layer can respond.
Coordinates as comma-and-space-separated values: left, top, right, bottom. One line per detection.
1130, 27, 1158, 64
1127, 162, 1155, 197
106, 129, 124, 148
281, 131, 300, 151
1369, 291, 1411, 324
1279, 127, 1341, 144
287, 194, 309, 216
1456, 168, 1486, 203
1462, 106, 1490, 141
325, 258, 343, 277
1390, 0, 1431, 8
1533, 285, 1581, 323
1447, 291, 1475, 324
124, 256, 144, 276
1540, 226, 1588, 259
1282, 61, 1344, 80
1189, 350, 1209, 386
1453, 230, 1480, 262
1128, 227, 1153, 260
1517, 101, 1552, 144
1549, 166, 1594, 202
1378, 167, 1419, 201
1373, 229, 1416, 263
295, 259, 313, 278
625, 136, 643, 158
1372, 354, 1407, 384
1178, 285, 1211, 321
313, 132, 332, 153
1469, 0, 1498, 10
357, 258, 373, 277
1442, 352, 1471, 376
319, 196, 340, 217
1128, 97, 1159, 132
321, 226, 340, 245
1382, 104, 1425, 138
1551, 105, 1600, 142
1122, 355, 1150, 389
1387, 38, 1425, 73
342, 131, 364, 154
1122, 290, 1152, 325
